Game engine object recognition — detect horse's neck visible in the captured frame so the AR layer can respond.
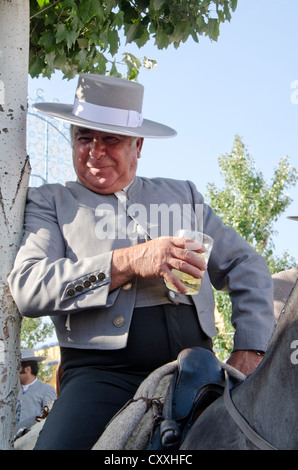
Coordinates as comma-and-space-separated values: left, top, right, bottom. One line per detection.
232, 286, 298, 449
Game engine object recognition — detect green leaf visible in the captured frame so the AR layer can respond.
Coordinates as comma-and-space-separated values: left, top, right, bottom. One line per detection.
29, 55, 45, 78
142, 56, 157, 70
111, 11, 124, 28
125, 22, 140, 44
53, 52, 68, 68
104, 0, 118, 13
107, 29, 120, 56
38, 30, 56, 53
151, 0, 165, 9
79, 0, 104, 23
36, 0, 50, 7
55, 23, 67, 44
75, 48, 88, 68
208, 18, 220, 41
230, 0, 238, 12
65, 28, 78, 49
109, 61, 121, 77
122, 53, 142, 80
154, 26, 171, 49
77, 38, 89, 49
44, 52, 55, 70
94, 52, 108, 74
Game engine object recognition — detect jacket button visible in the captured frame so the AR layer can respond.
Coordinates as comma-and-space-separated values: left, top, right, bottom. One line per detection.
83, 280, 91, 288
67, 288, 75, 297
89, 275, 97, 283
113, 316, 125, 328
98, 273, 106, 281
75, 285, 83, 292
167, 290, 179, 304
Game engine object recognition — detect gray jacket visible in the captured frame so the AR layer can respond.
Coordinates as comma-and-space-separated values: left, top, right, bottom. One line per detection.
15, 379, 56, 432
8, 176, 275, 351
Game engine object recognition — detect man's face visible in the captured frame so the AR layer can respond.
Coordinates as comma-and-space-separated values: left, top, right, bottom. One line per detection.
19, 365, 29, 385
72, 127, 143, 194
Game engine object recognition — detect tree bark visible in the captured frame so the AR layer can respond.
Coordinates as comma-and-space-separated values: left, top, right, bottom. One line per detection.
0, 0, 30, 449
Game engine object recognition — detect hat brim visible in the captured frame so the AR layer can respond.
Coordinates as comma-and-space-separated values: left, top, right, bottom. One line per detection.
287, 216, 298, 221
21, 356, 46, 362
33, 103, 177, 139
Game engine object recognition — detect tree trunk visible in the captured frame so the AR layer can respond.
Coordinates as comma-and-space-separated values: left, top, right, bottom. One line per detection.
0, 0, 30, 449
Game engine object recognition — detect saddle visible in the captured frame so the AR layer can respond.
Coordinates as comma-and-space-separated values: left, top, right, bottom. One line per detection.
92, 346, 245, 450
147, 347, 242, 450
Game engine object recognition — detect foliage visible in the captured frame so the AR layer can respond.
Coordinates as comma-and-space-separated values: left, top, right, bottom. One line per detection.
21, 317, 55, 349
21, 318, 56, 383
29, 0, 238, 79
207, 135, 298, 359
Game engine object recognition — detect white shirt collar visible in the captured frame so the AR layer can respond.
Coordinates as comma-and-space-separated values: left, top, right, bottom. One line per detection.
22, 377, 37, 392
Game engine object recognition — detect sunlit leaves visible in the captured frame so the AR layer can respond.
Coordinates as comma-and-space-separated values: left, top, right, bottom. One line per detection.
208, 134, 297, 359
21, 317, 54, 350
29, 0, 238, 79
206, 135, 298, 262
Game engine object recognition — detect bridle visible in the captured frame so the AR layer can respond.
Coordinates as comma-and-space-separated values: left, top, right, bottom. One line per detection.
223, 371, 278, 450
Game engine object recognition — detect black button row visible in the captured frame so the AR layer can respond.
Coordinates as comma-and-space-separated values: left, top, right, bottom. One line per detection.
66, 272, 106, 297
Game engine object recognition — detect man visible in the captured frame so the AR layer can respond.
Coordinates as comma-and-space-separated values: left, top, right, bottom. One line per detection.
15, 350, 56, 436
8, 74, 275, 449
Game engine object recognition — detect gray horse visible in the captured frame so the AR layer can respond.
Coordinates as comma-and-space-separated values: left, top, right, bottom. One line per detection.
180, 280, 298, 450
16, 280, 297, 450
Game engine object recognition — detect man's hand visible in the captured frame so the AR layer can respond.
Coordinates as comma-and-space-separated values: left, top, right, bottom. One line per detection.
227, 350, 264, 376
110, 236, 207, 293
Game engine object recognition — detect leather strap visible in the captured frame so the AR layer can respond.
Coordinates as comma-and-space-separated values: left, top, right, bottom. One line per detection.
223, 371, 278, 450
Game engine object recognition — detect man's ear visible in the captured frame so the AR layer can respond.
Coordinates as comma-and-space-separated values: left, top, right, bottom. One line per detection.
136, 138, 144, 158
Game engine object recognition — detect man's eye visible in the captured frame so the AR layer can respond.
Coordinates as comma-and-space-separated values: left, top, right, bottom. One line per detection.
77, 136, 92, 142
104, 136, 120, 144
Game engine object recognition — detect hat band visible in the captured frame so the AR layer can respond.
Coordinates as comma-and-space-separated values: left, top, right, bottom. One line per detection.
72, 98, 143, 128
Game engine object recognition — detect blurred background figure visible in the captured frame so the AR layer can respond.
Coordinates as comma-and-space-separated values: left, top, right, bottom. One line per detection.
15, 349, 56, 437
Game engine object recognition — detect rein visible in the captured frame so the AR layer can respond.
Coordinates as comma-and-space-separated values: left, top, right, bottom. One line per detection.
223, 371, 278, 450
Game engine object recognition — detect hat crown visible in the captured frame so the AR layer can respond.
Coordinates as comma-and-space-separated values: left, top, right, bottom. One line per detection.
21, 349, 46, 362
33, 73, 177, 138
76, 74, 144, 113
21, 349, 36, 359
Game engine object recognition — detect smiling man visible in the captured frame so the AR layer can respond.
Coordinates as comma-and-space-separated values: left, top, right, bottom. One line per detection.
8, 74, 275, 449
71, 127, 143, 194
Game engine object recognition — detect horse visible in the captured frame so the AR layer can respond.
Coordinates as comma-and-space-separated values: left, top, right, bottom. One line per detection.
180, 279, 298, 450
15, 279, 298, 450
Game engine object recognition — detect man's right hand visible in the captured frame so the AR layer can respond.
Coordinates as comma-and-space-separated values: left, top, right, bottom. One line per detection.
110, 236, 207, 293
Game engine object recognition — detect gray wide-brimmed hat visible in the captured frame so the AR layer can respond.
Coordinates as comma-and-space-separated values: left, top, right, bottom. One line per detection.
21, 349, 46, 362
33, 74, 177, 139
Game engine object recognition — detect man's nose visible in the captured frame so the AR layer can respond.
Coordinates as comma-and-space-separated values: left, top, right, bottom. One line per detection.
89, 137, 106, 158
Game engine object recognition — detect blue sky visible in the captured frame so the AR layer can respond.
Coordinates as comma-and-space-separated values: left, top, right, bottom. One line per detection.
28, 0, 298, 263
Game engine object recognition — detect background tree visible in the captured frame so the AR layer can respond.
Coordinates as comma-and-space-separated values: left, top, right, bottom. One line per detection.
21, 318, 56, 383
0, 0, 238, 449
208, 135, 298, 357
21, 318, 54, 350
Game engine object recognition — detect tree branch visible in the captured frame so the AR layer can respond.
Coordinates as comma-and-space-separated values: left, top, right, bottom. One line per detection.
30, 0, 62, 20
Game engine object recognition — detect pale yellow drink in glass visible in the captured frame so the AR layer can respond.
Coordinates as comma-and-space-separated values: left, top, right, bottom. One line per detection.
165, 230, 214, 295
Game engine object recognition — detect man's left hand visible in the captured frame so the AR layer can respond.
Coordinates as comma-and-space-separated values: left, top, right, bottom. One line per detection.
226, 350, 264, 376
